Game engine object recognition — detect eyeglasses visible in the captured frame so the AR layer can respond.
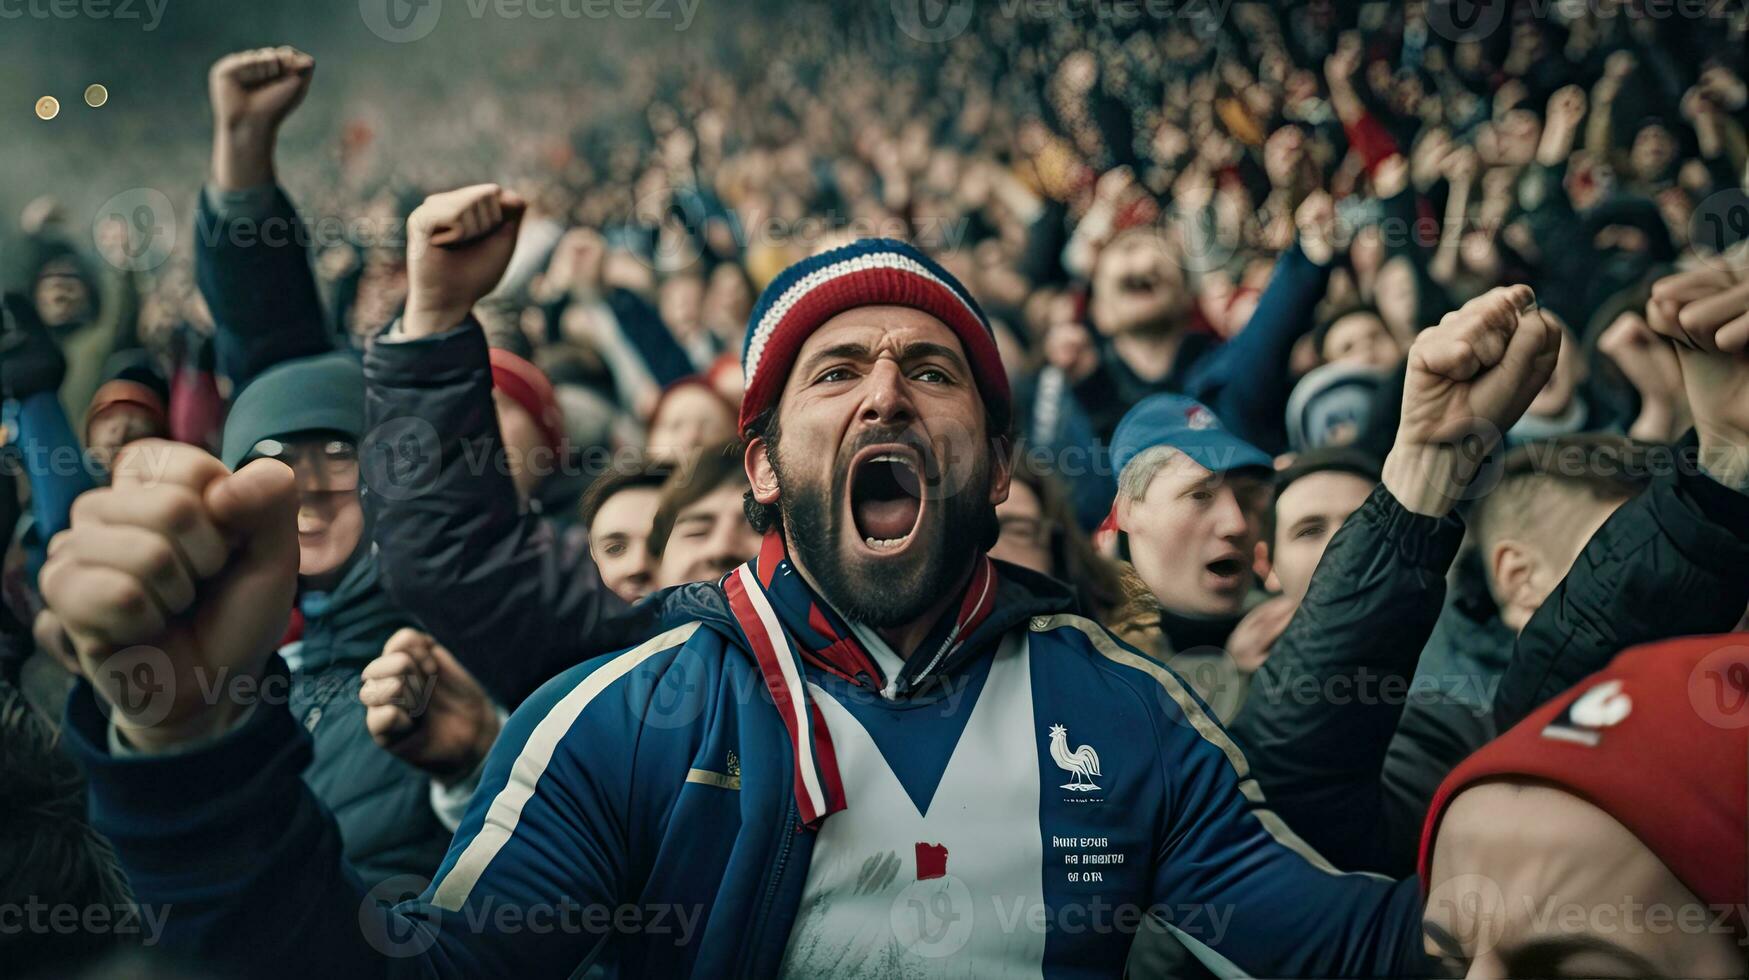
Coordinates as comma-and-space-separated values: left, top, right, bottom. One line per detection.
251, 438, 359, 490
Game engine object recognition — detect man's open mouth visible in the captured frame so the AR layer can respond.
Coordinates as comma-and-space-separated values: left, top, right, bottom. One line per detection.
848, 445, 926, 553
1205, 555, 1248, 588
1119, 271, 1161, 294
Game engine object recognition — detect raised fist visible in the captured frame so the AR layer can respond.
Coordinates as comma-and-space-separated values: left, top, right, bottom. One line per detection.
1546, 85, 1587, 129
1402, 286, 1560, 445
361, 629, 501, 785
1647, 263, 1749, 481
403, 184, 527, 338
209, 46, 314, 136
1385, 286, 1560, 514
38, 440, 298, 752
208, 47, 314, 191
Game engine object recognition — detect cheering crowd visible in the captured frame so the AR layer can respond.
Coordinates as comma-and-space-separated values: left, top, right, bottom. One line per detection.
5, 1, 1749, 976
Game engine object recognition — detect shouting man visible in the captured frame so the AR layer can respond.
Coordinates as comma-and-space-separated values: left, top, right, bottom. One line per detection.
42, 184, 1557, 978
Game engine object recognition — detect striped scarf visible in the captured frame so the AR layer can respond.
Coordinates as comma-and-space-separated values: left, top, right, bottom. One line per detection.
721, 532, 1000, 827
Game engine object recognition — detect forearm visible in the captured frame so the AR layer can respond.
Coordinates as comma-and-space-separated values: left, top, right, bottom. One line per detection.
1190, 243, 1330, 452
15, 391, 99, 577
1229, 485, 1465, 871
212, 121, 278, 191
365, 321, 636, 706
197, 185, 332, 387
61, 666, 391, 980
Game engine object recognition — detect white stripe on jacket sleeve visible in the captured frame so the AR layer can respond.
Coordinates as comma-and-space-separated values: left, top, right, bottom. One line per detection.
431, 621, 702, 911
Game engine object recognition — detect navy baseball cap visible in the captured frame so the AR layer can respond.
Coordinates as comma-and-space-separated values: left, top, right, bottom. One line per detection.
1111, 394, 1273, 480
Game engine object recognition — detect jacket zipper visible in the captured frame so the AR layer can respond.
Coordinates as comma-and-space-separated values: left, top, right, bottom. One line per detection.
744, 803, 798, 977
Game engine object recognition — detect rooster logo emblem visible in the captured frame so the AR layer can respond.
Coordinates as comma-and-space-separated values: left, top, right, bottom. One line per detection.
1048, 724, 1102, 792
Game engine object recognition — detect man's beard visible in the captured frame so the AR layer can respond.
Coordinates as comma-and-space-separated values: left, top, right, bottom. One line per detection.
771, 437, 998, 630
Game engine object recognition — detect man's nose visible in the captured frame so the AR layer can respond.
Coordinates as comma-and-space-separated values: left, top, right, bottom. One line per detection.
1212, 487, 1250, 540
859, 359, 915, 427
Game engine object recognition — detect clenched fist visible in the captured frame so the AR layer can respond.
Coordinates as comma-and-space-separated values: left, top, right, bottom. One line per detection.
1647, 261, 1749, 487
1385, 285, 1561, 515
208, 46, 315, 191
402, 184, 527, 339
361, 629, 501, 785
39, 440, 299, 752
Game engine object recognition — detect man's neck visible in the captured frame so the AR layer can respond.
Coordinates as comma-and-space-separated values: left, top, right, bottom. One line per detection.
792, 553, 977, 660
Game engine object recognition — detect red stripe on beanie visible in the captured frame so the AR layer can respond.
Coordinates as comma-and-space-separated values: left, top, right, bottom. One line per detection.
739, 261, 1010, 436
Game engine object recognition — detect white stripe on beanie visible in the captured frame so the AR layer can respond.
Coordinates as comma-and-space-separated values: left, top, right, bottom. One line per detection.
743, 250, 987, 395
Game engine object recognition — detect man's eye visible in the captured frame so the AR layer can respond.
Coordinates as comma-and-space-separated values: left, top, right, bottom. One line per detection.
1295, 524, 1325, 540
1190, 489, 1215, 502
604, 543, 626, 557
818, 367, 855, 384
913, 368, 950, 383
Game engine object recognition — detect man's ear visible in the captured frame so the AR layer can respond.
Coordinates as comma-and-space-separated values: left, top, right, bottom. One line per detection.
1254, 539, 1276, 590
988, 436, 1014, 507
1490, 539, 1538, 618
744, 436, 780, 506
1114, 493, 1132, 533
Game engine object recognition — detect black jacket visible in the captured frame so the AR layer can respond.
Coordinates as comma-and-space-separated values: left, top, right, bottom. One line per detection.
1230, 463, 1749, 877
1228, 486, 1468, 876
288, 555, 451, 885
362, 321, 655, 709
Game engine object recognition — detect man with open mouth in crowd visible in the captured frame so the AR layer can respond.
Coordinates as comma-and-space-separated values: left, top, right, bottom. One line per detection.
37, 173, 1577, 976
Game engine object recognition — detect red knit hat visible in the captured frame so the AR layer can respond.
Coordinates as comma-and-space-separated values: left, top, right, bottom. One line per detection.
84, 379, 168, 443
738, 238, 1010, 436
1419, 634, 1749, 936
488, 348, 564, 453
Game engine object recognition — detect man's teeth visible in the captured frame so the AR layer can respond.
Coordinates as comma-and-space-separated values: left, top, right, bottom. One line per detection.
865, 536, 908, 551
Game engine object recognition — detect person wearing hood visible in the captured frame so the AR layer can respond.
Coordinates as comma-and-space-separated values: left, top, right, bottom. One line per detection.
213, 350, 450, 884
15, 233, 143, 424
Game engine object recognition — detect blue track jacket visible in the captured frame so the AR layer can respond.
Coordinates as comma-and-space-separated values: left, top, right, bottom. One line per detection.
64, 565, 1430, 978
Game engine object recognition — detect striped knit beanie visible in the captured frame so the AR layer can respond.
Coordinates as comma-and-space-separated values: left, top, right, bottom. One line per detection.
738, 238, 1010, 436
